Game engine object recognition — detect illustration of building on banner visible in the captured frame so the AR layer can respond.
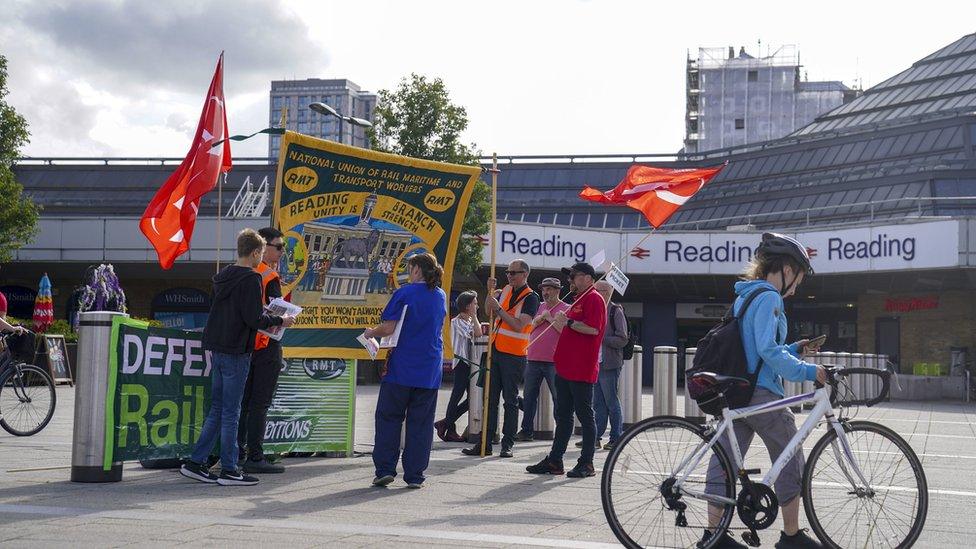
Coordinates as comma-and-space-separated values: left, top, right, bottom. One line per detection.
289, 191, 413, 303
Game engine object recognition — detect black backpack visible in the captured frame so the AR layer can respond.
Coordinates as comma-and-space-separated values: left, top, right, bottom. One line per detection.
686, 287, 775, 415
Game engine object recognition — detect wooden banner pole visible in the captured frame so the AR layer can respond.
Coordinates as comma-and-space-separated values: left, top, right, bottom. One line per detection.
480, 154, 499, 457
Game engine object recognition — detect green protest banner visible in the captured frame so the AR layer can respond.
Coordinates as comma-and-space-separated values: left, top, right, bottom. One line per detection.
271, 131, 481, 359
103, 317, 355, 469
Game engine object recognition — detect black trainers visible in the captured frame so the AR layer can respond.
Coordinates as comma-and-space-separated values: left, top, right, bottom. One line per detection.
575, 438, 602, 448
566, 461, 595, 478
526, 457, 565, 475
775, 529, 823, 548
216, 469, 259, 486
180, 460, 217, 484
514, 430, 534, 442
700, 529, 749, 549
243, 458, 285, 474
372, 475, 395, 487
499, 445, 514, 458
462, 444, 492, 456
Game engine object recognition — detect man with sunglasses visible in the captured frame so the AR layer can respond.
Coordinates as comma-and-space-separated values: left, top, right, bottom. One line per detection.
237, 227, 288, 474
527, 262, 606, 478
463, 259, 539, 458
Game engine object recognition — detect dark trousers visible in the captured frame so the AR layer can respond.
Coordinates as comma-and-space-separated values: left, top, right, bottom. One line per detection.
237, 343, 282, 460
548, 373, 596, 465
521, 360, 556, 433
373, 381, 438, 485
444, 362, 470, 426
486, 349, 523, 449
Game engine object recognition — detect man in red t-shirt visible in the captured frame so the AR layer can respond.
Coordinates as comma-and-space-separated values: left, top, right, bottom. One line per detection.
526, 262, 606, 478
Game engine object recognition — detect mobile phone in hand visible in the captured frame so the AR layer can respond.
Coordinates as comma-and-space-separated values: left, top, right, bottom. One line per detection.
806, 334, 827, 351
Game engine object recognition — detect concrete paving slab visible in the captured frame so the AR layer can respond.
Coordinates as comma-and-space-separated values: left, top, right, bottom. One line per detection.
0, 385, 973, 547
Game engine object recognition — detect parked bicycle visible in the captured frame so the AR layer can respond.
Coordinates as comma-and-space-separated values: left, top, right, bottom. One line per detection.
601, 366, 927, 549
0, 330, 57, 436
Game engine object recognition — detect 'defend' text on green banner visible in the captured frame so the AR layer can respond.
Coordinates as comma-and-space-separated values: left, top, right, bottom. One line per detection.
104, 317, 355, 469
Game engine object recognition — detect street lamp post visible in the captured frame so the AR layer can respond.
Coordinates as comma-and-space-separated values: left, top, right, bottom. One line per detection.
309, 102, 373, 145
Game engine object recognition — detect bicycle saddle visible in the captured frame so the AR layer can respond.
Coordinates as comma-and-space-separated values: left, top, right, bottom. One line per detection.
688, 372, 751, 391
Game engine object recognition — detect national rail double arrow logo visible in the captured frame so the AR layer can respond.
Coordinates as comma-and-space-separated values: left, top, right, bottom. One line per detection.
631, 246, 650, 259
473, 235, 489, 247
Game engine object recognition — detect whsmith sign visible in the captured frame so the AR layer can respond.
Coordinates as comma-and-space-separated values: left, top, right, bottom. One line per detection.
102, 318, 354, 470
484, 220, 959, 275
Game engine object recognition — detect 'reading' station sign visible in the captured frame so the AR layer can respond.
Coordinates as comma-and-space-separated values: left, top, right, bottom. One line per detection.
483, 220, 959, 275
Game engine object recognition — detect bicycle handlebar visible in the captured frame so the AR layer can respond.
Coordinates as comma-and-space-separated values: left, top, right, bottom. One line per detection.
816, 365, 891, 407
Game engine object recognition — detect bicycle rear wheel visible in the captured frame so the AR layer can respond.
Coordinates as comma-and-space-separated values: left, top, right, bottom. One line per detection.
601, 416, 736, 549
0, 364, 57, 436
802, 420, 928, 549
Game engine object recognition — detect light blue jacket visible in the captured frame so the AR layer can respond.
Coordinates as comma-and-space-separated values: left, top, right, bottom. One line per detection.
733, 280, 818, 397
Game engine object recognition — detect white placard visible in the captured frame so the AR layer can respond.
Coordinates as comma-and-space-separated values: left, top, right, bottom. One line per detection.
605, 263, 630, 295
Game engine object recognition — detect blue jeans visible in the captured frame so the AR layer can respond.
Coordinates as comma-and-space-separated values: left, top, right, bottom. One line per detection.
374, 381, 438, 485
594, 367, 623, 443
191, 352, 251, 471
521, 360, 556, 433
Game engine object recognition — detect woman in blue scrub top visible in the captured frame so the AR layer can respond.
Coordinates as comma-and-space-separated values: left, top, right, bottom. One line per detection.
363, 252, 447, 489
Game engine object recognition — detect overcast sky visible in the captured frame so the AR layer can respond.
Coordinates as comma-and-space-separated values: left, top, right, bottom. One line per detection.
3, 1, 974, 159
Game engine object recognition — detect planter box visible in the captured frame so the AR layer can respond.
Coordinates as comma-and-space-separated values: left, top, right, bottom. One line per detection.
889, 374, 966, 401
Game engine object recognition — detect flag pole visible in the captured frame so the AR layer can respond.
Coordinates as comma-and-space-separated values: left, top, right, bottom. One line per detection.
480, 153, 499, 457
526, 226, 660, 348
216, 172, 225, 274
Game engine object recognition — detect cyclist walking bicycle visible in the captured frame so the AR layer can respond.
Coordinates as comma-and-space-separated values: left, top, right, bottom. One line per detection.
700, 234, 824, 548
600, 233, 928, 549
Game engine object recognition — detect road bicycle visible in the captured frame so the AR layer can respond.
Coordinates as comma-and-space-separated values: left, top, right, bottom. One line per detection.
601, 366, 927, 548
0, 331, 57, 436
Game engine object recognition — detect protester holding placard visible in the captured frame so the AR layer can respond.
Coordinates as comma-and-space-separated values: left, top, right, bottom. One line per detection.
364, 252, 447, 489
527, 262, 606, 478
180, 229, 295, 487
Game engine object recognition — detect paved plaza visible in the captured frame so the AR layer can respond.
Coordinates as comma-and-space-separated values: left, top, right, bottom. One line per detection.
0, 385, 973, 548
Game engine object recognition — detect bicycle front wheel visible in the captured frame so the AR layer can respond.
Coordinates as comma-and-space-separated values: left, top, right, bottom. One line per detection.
602, 416, 736, 549
803, 420, 928, 549
0, 364, 57, 436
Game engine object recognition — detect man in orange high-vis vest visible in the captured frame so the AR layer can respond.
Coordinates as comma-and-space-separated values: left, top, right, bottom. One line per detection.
463, 259, 539, 458
238, 227, 287, 474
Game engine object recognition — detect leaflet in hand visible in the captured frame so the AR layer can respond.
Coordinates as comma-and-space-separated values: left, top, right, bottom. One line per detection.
356, 305, 408, 359
258, 297, 303, 341
357, 333, 380, 359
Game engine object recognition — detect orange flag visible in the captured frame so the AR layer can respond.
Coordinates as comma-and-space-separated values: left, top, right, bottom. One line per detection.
579, 164, 724, 228
140, 53, 232, 269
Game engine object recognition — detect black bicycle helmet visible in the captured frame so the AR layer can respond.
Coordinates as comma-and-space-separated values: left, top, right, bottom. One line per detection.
756, 232, 814, 275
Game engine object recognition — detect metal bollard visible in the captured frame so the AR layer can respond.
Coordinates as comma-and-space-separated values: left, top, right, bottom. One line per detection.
850, 353, 865, 402
466, 335, 488, 444
72, 311, 128, 482
683, 348, 704, 423
653, 346, 677, 416
623, 345, 643, 426
533, 375, 555, 440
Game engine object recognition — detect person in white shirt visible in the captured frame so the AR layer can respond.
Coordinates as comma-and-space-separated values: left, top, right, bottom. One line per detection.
434, 291, 483, 442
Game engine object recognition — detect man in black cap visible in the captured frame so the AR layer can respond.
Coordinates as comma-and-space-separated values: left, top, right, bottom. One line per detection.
527, 262, 606, 478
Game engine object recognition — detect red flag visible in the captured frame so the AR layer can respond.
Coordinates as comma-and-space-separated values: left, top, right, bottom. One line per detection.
579, 164, 724, 228
140, 53, 232, 269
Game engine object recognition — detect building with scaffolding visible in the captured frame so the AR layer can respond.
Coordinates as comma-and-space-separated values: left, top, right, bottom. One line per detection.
684, 45, 859, 153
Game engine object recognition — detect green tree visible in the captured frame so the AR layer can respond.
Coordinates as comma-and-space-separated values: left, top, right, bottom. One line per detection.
0, 55, 39, 261
368, 73, 490, 276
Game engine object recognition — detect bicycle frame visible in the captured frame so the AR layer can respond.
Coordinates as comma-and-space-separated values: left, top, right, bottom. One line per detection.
673, 386, 872, 506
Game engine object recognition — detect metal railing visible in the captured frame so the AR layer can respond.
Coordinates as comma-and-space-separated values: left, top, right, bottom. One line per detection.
664, 195, 976, 231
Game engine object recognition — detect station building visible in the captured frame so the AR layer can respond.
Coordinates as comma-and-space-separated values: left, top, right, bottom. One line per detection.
6, 33, 976, 383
